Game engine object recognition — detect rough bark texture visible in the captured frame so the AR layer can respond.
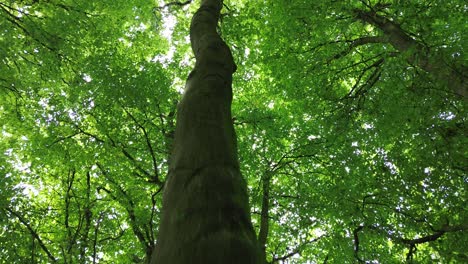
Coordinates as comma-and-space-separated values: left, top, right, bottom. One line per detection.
151, 0, 261, 263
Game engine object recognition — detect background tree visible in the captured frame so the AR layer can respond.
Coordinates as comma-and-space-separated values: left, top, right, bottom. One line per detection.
1, 0, 466, 263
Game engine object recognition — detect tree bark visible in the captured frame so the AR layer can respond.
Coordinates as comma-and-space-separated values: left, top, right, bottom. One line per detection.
151, 0, 261, 263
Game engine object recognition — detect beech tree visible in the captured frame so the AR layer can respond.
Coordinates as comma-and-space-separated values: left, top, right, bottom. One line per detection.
1, 0, 466, 263
151, 0, 260, 263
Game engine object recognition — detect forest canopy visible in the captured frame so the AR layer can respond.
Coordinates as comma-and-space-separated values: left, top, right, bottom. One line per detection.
1, 0, 466, 263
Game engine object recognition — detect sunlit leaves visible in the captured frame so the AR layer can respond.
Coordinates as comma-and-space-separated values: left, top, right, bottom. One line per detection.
1, 0, 466, 263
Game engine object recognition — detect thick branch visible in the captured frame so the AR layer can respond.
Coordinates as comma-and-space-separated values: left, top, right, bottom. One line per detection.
332, 36, 389, 61
365, 223, 468, 248
354, 10, 417, 51
355, 9, 467, 98
395, 223, 468, 245
353, 223, 467, 262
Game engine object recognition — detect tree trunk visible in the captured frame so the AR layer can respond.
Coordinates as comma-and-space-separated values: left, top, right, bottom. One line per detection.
258, 171, 271, 263
150, 0, 261, 263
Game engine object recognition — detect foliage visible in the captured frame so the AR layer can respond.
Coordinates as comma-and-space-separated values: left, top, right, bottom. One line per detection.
1, 0, 466, 263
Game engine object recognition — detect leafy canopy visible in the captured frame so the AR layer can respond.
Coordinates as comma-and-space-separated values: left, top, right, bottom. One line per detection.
1, 0, 466, 263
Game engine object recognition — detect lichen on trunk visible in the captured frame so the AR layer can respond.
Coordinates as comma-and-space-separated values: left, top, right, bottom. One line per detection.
150, 0, 261, 263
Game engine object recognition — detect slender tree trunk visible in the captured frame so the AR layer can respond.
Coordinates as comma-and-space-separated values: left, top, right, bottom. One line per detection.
151, 0, 261, 263
258, 172, 271, 263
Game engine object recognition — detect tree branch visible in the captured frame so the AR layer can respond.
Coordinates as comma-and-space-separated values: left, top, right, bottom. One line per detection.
122, 106, 162, 185
331, 36, 389, 61
96, 163, 152, 259
366, 222, 468, 260
272, 235, 326, 263
5, 208, 57, 262
353, 225, 365, 263
155, 0, 193, 10
354, 8, 467, 98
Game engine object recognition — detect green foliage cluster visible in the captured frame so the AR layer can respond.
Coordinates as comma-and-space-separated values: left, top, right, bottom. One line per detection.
1, 0, 466, 263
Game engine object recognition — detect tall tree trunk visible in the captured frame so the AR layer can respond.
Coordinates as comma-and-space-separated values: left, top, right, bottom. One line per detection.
151, 0, 261, 263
